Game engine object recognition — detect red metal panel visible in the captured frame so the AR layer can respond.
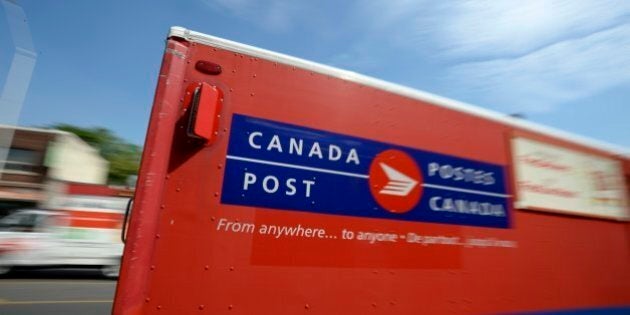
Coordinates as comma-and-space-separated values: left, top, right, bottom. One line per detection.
64, 210, 123, 229
113, 34, 630, 315
113, 38, 191, 315
66, 183, 120, 196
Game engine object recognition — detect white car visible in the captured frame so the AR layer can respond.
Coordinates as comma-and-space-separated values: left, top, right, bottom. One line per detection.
0, 209, 122, 278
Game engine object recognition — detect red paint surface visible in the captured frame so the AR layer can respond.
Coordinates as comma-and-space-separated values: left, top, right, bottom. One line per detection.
113, 34, 630, 315
64, 210, 123, 229
113, 38, 191, 315
66, 182, 125, 196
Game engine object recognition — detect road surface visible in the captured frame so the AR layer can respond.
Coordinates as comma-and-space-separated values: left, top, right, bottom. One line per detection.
0, 269, 115, 314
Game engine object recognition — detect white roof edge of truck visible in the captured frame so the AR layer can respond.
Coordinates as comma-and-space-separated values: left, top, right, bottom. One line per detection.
169, 26, 630, 159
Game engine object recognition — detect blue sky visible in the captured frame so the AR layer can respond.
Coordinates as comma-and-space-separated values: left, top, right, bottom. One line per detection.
1, 0, 629, 151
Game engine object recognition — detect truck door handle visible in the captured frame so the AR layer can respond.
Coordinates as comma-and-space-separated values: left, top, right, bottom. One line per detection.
121, 197, 133, 243
186, 82, 223, 144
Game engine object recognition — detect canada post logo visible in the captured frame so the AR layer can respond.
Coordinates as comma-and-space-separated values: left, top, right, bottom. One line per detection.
369, 149, 422, 213
221, 114, 511, 229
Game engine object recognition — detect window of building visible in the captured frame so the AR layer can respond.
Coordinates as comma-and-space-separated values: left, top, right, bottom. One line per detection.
1, 148, 41, 175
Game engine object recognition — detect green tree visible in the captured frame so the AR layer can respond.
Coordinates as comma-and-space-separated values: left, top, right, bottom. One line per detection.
49, 124, 142, 184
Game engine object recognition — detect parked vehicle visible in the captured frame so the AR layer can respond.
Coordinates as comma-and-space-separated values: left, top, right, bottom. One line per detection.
113, 27, 630, 314
0, 193, 127, 278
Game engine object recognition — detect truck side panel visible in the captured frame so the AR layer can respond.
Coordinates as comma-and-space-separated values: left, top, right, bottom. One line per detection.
114, 32, 630, 314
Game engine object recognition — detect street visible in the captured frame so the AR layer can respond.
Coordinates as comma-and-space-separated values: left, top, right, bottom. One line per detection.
0, 269, 115, 315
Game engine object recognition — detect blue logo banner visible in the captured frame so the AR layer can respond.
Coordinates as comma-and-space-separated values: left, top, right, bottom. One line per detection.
221, 114, 511, 228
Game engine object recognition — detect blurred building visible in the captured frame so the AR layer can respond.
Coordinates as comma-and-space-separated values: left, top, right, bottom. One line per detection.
0, 125, 108, 214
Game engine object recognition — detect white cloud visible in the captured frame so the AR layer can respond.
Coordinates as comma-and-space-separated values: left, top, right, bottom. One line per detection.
353, 0, 630, 112
204, 0, 306, 32
445, 23, 630, 112
425, 1, 629, 59
361, 1, 630, 59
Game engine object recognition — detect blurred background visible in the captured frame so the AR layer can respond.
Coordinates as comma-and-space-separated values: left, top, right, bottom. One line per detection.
0, 0, 629, 314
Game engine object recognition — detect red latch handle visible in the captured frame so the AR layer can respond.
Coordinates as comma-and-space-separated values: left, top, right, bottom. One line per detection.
186, 82, 223, 144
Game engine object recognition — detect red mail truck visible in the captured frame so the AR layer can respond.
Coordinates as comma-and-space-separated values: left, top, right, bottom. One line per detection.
113, 27, 630, 314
